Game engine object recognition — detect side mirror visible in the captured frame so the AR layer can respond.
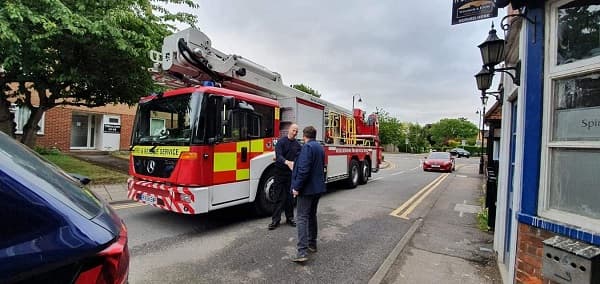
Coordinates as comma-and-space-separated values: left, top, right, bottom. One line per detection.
70, 173, 91, 185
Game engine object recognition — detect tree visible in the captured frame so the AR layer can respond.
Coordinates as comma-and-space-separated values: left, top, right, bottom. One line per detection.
429, 118, 479, 147
406, 122, 429, 153
291, 83, 321, 98
0, 0, 198, 147
375, 108, 402, 146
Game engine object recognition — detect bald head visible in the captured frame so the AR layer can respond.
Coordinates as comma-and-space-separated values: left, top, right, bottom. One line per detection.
288, 124, 299, 140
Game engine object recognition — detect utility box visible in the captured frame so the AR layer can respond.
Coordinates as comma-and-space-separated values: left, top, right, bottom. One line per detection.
542, 236, 600, 284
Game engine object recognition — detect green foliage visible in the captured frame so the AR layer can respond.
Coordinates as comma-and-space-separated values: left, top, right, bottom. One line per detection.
291, 83, 321, 98
477, 197, 490, 231
376, 108, 402, 146
34, 146, 61, 155
405, 122, 430, 153
429, 118, 479, 147
0, 0, 198, 146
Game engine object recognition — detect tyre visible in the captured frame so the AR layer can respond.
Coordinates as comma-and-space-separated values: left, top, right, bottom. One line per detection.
254, 167, 277, 216
358, 159, 370, 185
345, 159, 359, 189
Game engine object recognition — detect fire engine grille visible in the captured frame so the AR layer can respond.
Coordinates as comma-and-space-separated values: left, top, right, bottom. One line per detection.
133, 157, 178, 178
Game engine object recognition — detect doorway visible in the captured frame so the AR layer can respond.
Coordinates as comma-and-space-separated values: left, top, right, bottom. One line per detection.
71, 114, 97, 149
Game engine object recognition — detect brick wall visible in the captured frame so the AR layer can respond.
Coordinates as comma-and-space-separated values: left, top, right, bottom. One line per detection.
33, 107, 135, 152
120, 113, 134, 150
36, 107, 72, 151
515, 223, 560, 284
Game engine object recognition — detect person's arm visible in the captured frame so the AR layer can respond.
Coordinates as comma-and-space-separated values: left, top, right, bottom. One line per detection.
275, 138, 287, 164
291, 144, 312, 193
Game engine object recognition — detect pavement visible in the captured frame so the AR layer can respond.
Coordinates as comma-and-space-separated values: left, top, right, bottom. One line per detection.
77, 152, 501, 283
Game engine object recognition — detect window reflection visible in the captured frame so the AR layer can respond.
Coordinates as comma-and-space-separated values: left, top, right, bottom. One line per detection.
557, 1, 600, 65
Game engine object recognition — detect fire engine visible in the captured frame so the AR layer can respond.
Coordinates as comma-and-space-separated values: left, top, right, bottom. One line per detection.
127, 28, 382, 215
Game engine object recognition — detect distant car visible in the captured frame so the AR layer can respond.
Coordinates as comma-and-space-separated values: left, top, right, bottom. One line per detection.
423, 151, 455, 172
449, 148, 471, 158
0, 131, 129, 283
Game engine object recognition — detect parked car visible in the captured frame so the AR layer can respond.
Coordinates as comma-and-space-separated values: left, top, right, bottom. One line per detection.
0, 131, 129, 283
449, 148, 471, 158
423, 151, 455, 172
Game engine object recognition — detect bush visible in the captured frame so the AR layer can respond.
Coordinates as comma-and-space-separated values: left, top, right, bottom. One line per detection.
34, 146, 61, 155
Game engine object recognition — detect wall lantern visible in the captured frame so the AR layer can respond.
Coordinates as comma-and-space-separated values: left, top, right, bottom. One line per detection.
476, 24, 521, 88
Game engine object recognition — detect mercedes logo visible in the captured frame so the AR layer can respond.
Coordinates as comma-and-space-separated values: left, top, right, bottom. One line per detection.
146, 160, 156, 174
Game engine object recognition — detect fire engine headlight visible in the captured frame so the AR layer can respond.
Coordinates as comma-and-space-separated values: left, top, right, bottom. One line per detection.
180, 193, 192, 203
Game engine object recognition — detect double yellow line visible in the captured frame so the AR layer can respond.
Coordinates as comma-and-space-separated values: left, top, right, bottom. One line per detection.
390, 173, 449, 219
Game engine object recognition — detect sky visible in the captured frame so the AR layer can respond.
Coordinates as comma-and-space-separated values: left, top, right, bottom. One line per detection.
169, 0, 504, 126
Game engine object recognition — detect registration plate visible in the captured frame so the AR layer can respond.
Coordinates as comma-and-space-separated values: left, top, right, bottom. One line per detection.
431, 165, 440, 168
139, 193, 156, 204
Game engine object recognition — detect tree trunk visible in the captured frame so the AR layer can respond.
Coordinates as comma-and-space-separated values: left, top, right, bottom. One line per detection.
0, 99, 15, 137
20, 106, 45, 148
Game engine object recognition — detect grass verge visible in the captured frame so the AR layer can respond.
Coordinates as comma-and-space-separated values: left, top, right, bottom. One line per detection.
42, 153, 129, 184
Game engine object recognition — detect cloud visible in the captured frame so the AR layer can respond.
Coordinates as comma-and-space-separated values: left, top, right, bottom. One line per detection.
171, 0, 503, 124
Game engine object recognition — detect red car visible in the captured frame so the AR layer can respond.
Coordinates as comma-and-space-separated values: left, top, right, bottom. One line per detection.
423, 152, 455, 172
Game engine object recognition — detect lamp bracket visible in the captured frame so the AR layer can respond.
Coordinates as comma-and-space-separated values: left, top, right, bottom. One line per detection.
490, 61, 521, 86
500, 7, 536, 43
483, 89, 504, 104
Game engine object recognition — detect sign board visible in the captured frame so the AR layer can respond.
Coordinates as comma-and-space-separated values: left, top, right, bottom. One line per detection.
103, 124, 121, 134
451, 0, 498, 25
554, 107, 600, 140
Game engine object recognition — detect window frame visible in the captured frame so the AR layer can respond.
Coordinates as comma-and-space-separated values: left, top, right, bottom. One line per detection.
538, 0, 600, 231
11, 104, 45, 135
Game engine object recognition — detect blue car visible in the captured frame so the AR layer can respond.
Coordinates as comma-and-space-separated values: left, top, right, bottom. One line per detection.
0, 132, 129, 283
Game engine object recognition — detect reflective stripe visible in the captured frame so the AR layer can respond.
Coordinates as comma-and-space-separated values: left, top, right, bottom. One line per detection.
251, 139, 264, 152
236, 169, 249, 180
275, 107, 280, 120
214, 152, 236, 171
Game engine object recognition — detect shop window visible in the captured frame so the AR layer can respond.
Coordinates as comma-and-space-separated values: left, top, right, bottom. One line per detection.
541, 0, 600, 231
11, 104, 45, 135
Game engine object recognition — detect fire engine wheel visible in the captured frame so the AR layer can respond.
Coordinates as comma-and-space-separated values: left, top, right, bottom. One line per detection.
345, 159, 359, 189
358, 160, 370, 185
254, 167, 277, 216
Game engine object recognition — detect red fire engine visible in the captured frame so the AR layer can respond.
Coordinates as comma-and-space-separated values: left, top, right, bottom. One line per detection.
127, 28, 382, 215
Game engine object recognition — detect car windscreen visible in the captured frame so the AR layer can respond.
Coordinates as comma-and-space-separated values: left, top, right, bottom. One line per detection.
0, 133, 102, 219
428, 152, 450, 159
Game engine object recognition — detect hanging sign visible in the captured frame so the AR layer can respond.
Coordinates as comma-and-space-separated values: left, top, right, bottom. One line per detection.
451, 0, 498, 25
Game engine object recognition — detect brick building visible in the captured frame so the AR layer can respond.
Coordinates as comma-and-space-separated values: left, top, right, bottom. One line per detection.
31, 104, 136, 152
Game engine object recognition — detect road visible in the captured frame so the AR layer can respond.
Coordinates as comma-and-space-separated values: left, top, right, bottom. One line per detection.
115, 153, 478, 283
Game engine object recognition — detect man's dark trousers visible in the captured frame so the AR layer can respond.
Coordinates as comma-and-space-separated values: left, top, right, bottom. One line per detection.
296, 194, 321, 256
272, 166, 293, 223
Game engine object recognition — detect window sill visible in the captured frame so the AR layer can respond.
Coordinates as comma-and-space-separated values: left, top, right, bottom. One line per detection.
518, 212, 600, 246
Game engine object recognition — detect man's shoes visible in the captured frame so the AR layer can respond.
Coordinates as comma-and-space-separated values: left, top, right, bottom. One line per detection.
268, 221, 279, 230
286, 219, 296, 227
291, 254, 308, 263
308, 245, 317, 253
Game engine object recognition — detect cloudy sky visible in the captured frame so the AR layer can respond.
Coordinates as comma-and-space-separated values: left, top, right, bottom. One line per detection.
174, 0, 504, 125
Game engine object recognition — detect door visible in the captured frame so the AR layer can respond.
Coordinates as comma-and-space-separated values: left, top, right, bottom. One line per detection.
71, 114, 96, 149
504, 102, 517, 266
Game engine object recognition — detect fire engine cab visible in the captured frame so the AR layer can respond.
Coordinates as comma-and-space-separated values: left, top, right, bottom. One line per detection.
127, 28, 383, 215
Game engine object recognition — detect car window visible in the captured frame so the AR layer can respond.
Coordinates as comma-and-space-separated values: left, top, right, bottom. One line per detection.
0, 133, 102, 219
428, 152, 450, 159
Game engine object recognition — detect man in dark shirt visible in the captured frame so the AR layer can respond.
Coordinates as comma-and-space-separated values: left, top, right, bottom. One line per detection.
269, 124, 301, 230
290, 126, 326, 262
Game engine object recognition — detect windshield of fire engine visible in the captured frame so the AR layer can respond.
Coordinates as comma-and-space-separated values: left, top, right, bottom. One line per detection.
131, 93, 204, 146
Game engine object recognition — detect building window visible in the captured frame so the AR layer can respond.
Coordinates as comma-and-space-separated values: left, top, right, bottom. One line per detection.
540, 0, 600, 231
556, 1, 600, 66
11, 104, 45, 135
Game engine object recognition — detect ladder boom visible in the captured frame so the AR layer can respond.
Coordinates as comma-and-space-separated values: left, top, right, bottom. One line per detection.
151, 28, 353, 116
